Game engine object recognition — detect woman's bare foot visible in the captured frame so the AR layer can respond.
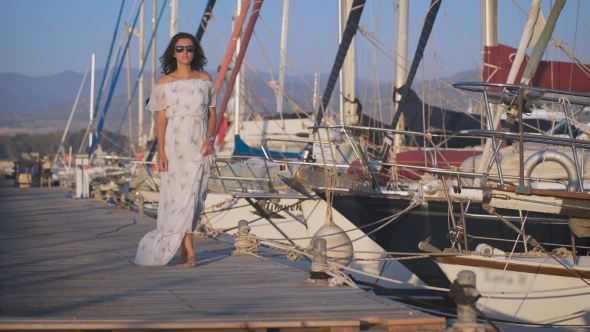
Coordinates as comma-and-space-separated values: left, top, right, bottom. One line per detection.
180, 245, 188, 263
184, 255, 197, 268
182, 233, 196, 267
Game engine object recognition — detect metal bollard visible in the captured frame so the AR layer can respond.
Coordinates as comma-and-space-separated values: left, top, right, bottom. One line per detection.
450, 270, 481, 332
312, 238, 327, 265
237, 220, 250, 234
232, 220, 259, 256
308, 238, 330, 282
137, 196, 145, 217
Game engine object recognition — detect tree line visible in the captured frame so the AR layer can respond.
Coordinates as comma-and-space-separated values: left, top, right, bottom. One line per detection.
0, 130, 130, 161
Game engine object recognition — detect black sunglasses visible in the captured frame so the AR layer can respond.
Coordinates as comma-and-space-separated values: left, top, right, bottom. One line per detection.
175, 45, 196, 53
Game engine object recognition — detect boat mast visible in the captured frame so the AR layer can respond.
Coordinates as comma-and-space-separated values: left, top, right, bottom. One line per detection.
276, 0, 289, 127
313, 73, 319, 111
234, 0, 243, 137
339, 0, 356, 125
89, 53, 95, 149
310, 0, 365, 134
395, 0, 408, 93
475, 0, 547, 182
484, 0, 498, 58
149, 0, 158, 142
213, 0, 251, 147
54, 58, 91, 165
393, 0, 408, 149
170, 0, 178, 38
216, 0, 264, 139
138, 1, 145, 149
125, 23, 133, 150
389, 0, 441, 130
473, 0, 498, 180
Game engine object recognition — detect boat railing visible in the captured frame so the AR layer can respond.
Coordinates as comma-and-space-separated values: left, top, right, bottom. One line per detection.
260, 136, 352, 169
262, 123, 582, 191
209, 157, 300, 193
451, 81, 590, 106
453, 81, 590, 193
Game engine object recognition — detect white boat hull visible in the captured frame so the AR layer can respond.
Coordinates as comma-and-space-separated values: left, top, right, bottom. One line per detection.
436, 254, 590, 325
203, 192, 425, 287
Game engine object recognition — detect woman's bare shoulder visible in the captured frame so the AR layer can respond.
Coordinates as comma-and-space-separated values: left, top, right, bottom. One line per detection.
157, 75, 174, 84
196, 72, 212, 82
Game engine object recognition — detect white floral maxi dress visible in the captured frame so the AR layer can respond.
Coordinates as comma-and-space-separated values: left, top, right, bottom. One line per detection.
134, 79, 215, 266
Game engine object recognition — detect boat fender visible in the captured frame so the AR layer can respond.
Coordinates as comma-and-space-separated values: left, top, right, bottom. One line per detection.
475, 243, 506, 258
448, 187, 482, 201
421, 180, 438, 195
311, 220, 353, 267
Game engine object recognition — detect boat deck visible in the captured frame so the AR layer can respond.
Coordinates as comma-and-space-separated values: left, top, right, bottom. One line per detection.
0, 179, 446, 331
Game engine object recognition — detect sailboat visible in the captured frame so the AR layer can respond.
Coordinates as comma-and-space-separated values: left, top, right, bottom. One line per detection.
203, 0, 422, 286
268, 0, 590, 324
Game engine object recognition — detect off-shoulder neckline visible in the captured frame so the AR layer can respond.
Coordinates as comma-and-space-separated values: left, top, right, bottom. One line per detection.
154, 78, 213, 86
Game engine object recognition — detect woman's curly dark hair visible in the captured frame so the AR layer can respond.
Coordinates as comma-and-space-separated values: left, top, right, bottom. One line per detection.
160, 32, 207, 75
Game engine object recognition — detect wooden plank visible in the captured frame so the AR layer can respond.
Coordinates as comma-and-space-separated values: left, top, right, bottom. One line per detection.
0, 317, 361, 330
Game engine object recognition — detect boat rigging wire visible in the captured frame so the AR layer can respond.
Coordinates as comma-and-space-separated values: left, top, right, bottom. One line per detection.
357, 25, 486, 128
547, 250, 590, 287
82, 2, 142, 154
255, 15, 314, 93
509, 0, 590, 80
55, 61, 90, 164
109, 0, 169, 151
569, 0, 581, 91
78, 0, 127, 153
241, 62, 315, 121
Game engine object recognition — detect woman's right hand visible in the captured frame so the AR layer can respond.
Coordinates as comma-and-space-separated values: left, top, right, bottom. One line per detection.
158, 152, 169, 172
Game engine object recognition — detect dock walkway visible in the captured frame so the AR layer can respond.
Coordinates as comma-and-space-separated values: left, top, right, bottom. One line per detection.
0, 179, 446, 331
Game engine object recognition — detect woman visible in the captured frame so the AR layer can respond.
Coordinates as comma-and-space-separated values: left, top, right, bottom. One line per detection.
134, 32, 216, 268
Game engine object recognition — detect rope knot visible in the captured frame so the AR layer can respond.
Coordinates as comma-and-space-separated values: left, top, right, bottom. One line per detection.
198, 218, 220, 238
551, 247, 572, 258
310, 262, 358, 288
287, 251, 301, 261
233, 224, 260, 255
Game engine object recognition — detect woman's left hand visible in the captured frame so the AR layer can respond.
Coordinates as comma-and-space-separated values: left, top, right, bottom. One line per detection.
200, 140, 214, 156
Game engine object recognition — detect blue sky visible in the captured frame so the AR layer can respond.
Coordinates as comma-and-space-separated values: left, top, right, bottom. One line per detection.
1, 0, 588, 83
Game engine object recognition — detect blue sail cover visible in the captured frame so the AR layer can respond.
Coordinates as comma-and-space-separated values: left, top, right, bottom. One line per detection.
233, 135, 298, 159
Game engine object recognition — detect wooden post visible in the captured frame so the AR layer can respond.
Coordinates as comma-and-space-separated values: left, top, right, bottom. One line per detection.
93, 187, 103, 201
137, 196, 145, 217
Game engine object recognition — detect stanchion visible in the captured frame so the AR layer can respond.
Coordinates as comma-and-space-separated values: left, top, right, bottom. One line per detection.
308, 238, 330, 283
137, 196, 145, 217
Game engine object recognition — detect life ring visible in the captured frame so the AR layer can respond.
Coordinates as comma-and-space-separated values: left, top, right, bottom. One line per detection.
523, 150, 580, 192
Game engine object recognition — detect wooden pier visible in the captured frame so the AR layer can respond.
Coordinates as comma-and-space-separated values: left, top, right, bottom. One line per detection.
0, 179, 446, 331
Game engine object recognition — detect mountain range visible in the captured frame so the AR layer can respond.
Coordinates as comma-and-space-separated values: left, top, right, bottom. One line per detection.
0, 68, 479, 137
